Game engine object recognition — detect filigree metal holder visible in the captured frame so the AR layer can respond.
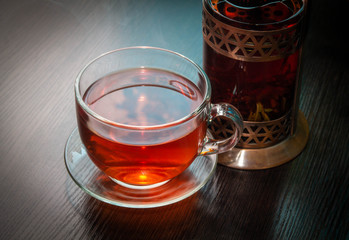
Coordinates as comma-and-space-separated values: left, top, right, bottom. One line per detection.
210, 111, 292, 149
202, 7, 302, 62
211, 111, 309, 170
203, 3, 309, 169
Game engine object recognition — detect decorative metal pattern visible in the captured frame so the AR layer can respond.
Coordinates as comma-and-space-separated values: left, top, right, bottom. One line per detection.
202, 7, 302, 62
217, 111, 309, 170
209, 111, 292, 149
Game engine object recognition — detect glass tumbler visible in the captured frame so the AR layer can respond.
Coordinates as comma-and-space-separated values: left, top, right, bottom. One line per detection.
202, 0, 309, 169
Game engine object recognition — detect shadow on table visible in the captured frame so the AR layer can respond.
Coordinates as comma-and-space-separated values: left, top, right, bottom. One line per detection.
65, 170, 219, 239
66, 161, 292, 239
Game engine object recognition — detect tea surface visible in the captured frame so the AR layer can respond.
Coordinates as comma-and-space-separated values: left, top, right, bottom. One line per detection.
84, 68, 202, 126
211, 0, 303, 26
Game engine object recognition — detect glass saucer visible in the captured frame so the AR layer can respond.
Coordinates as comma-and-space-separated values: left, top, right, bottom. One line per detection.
64, 128, 218, 208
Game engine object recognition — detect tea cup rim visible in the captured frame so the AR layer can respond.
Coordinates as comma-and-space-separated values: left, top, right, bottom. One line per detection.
75, 46, 211, 130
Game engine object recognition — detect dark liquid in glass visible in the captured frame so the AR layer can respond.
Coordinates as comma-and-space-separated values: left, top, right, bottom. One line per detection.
204, 0, 303, 121
77, 68, 206, 186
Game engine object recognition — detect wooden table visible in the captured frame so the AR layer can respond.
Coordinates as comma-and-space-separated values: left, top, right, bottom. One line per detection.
1, 0, 348, 239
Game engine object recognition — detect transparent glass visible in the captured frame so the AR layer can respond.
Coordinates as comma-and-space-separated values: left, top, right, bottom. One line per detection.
75, 46, 243, 189
203, 0, 306, 121
64, 128, 218, 208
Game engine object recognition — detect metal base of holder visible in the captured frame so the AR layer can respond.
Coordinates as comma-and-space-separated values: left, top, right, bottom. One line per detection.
218, 111, 309, 170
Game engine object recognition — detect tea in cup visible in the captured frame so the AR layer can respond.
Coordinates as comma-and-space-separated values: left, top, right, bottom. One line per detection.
75, 47, 242, 189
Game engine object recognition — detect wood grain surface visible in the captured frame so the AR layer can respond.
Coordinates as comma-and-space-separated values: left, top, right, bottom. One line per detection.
1, 0, 348, 239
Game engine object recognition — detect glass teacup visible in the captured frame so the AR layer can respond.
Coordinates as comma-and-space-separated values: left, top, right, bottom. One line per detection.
75, 46, 242, 189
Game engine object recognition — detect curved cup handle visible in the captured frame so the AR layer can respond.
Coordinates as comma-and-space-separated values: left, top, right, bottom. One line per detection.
200, 103, 243, 155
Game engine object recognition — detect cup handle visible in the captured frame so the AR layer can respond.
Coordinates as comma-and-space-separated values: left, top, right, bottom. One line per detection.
200, 103, 243, 155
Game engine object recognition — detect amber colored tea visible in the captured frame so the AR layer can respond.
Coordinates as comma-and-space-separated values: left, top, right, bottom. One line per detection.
204, 45, 300, 121
77, 68, 206, 186
204, 0, 303, 121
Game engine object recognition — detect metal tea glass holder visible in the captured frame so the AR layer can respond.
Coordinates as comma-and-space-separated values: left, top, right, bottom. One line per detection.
203, 1, 309, 169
